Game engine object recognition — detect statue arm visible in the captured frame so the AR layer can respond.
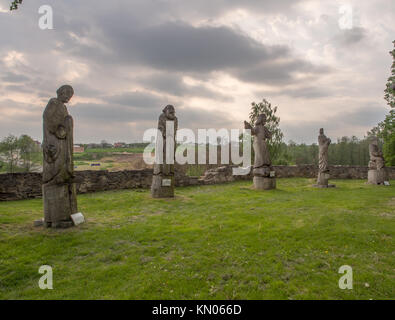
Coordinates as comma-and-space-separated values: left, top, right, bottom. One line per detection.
369, 145, 383, 157
44, 99, 67, 139
244, 121, 256, 135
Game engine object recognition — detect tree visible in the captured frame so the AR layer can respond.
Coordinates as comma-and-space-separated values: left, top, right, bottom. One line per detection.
384, 41, 395, 109
247, 99, 285, 163
380, 40, 395, 166
18, 135, 41, 172
0, 134, 19, 173
380, 110, 395, 166
10, 0, 22, 11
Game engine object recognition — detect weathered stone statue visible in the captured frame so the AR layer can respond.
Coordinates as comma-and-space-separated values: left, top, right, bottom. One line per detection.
244, 114, 276, 190
151, 105, 178, 198
315, 128, 335, 188
367, 137, 388, 185
42, 85, 78, 228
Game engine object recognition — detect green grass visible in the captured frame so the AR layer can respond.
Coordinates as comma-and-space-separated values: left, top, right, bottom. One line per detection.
0, 178, 394, 300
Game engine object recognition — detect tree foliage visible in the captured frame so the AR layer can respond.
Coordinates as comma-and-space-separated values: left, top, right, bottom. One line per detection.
248, 99, 284, 163
384, 40, 395, 109
378, 40, 395, 166
10, 0, 22, 11
0, 134, 41, 173
380, 110, 395, 166
0, 134, 19, 173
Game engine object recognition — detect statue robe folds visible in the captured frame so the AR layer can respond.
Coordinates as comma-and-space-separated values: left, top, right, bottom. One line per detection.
369, 143, 385, 170
244, 115, 276, 190
153, 113, 178, 176
367, 141, 388, 185
318, 134, 330, 173
315, 130, 335, 188
252, 125, 272, 169
42, 98, 77, 227
151, 106, 178, 198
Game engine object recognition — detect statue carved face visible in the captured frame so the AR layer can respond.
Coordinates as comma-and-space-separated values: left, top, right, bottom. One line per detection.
320, 128, 324, 135
57, 85, 74, 104
256, 114, 266, 125
164, 105, 176, 120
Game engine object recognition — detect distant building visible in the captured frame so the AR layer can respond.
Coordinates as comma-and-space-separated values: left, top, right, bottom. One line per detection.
34, 140, 42, 149
114, 142, 126, 148
73, 145, 85, 153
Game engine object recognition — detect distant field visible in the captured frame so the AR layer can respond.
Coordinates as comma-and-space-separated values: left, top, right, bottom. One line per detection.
74, 153, 150, 172
0, 178, 394, 299
84, 147, 147, 154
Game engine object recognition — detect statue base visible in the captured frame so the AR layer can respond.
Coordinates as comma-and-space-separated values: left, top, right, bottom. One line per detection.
367, 169, 388, 185
314, 172, 336, 188
253, 176, 276, 190
43, 183, 77, 229
151, 175, 175, 198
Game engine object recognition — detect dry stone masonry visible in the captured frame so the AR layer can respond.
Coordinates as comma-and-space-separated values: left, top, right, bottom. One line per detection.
1, 165, 394, 201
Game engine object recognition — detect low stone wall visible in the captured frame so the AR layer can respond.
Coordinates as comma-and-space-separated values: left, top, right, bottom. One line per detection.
0, 165, 394, 201
0, 170, 152, 201
199, 165, 395, 184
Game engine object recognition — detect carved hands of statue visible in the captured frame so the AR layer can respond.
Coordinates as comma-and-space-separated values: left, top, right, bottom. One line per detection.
372, 151, 383, 158
244, 121, 252, 130
44, 144, 58, 163
55, 125, 67, 139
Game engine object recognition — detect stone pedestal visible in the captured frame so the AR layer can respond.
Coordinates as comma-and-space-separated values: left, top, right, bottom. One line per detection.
252, 167, 276, 190
314, 172, 336, 188
367, 169, 388, 185
43, 183, 77, 228
253, 176, 276, 190
151, 175, 175, 198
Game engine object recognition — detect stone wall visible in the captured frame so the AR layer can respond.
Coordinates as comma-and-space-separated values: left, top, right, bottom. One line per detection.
1, 165, 394, 201
200, 165, 395, 184
0, 170, 151, 201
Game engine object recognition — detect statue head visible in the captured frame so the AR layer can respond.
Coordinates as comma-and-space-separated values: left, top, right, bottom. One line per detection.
369, 136, 379, 145
319, 128, 324, 135
163, 105, 176, 120
256, 114, 267, 125
57, 85, 74, 104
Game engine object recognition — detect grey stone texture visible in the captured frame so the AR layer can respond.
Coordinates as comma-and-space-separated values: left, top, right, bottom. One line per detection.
367, 137, 388, 185
244, 114, 276, 190
315, 128, 335, 188
151, 105, 178, 198
1, 165, 394, 201
42, 85, 77, 228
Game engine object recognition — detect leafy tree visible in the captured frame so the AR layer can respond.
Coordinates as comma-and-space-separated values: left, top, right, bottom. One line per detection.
247, 99, 285, 164
379, 40, 395, 166
10, 0, 22, 11
384, 41, 395, 109
380, 110, 395, 166
0, 134, 19, 173
18, 134, 41, 172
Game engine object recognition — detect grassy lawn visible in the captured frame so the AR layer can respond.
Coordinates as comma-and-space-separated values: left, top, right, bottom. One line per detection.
0, 178, 394, 300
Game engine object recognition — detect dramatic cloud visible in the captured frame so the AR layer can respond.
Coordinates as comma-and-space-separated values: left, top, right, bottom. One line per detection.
0, 0, 394, 143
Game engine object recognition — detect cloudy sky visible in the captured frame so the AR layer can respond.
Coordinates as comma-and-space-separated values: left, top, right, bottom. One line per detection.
0, 0, 394, 144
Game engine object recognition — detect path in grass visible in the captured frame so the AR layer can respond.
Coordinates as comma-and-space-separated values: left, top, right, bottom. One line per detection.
0, 178, 394, 299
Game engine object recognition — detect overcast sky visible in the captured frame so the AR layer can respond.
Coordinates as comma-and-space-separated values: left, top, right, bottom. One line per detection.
0, 0, 394, 144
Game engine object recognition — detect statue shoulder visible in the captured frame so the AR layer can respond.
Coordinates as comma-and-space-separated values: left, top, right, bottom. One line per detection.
44, 98, 62, 115
158, 113, 167, 122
